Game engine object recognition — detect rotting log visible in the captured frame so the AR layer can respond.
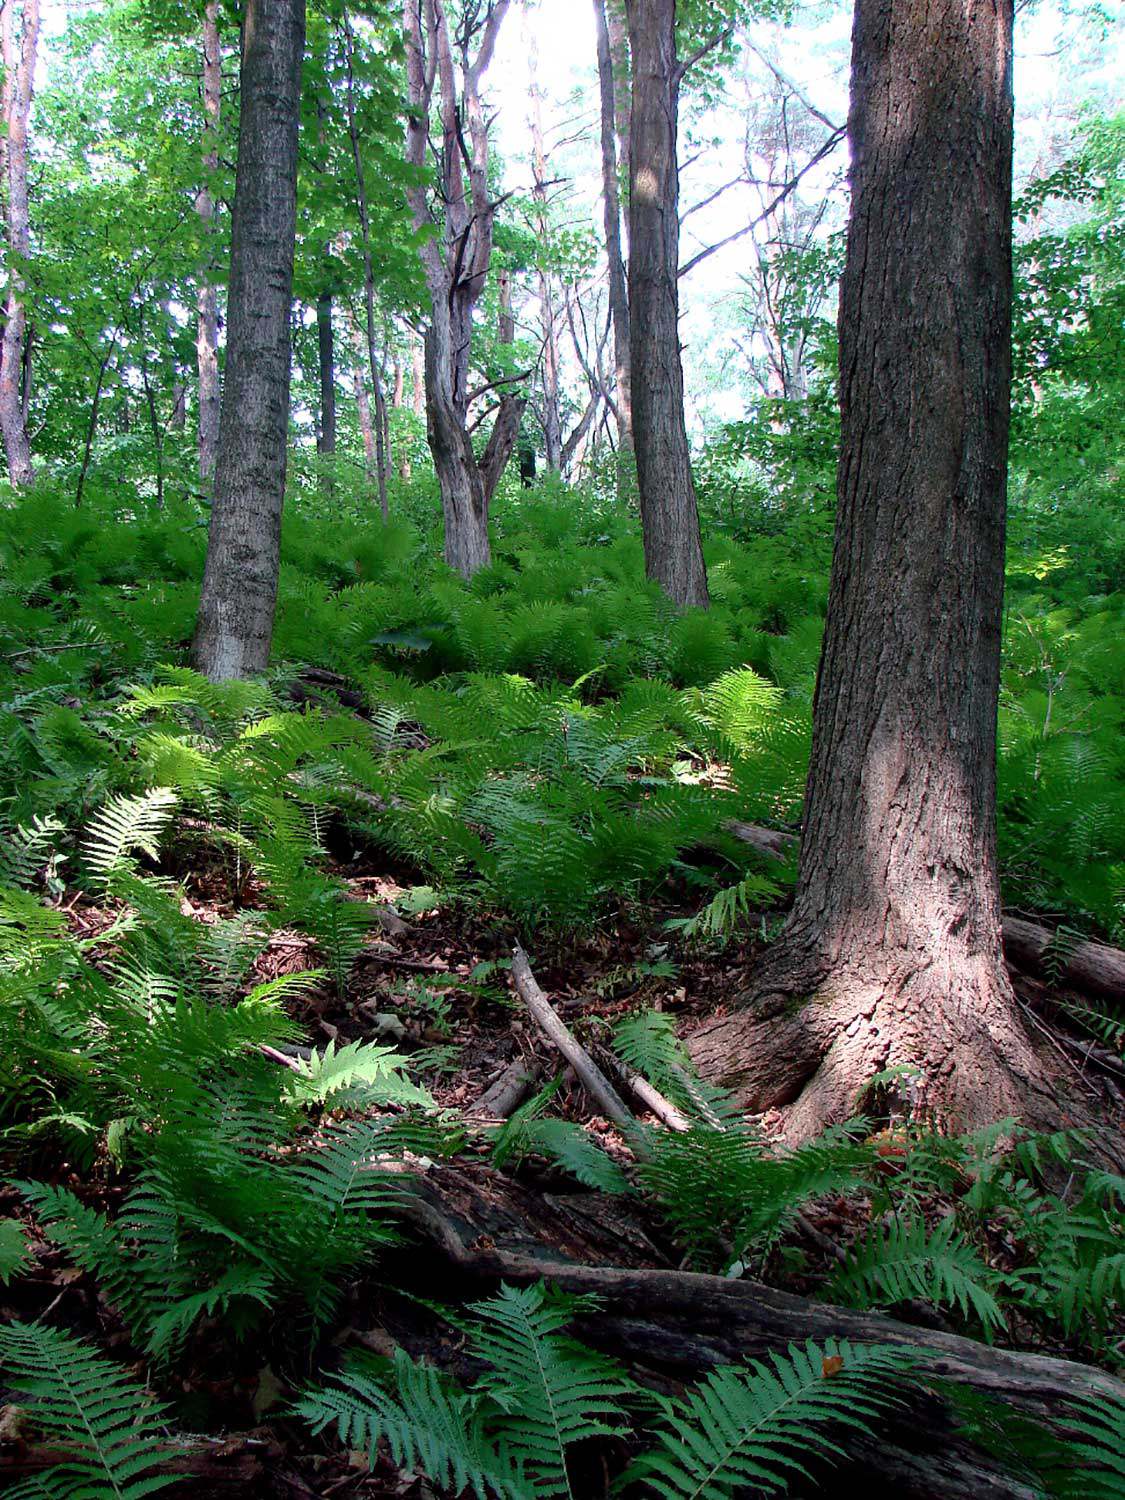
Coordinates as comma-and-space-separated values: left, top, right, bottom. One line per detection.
388, 1169, 1121, 1499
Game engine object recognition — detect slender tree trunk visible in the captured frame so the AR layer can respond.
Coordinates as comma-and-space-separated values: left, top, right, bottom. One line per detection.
593, 0, 633, 480
196, 0, 222, 483
526, 16, 562, 472
0, 0, 39, 488
341, 7, 388, 520
404, 0, 521, 577
411, 339, 425, 417
624, 0, 708, 608
391, 354, 409, 479
193, 0, 305, 681
689, 0, 1060, 1141
316, 291, 336, 457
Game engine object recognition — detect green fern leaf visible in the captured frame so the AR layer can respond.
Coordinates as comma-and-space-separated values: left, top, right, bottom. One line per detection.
629, 1338, 914, 1499
468, 1282, 633, 1498
832, 1216, 1005, 1335
0, 1321, 177, 1500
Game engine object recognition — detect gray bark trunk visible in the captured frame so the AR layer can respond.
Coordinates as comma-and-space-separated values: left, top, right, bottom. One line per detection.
342, 7, 388, 520
316, 291, 336, 457
196, 0, 221, 484
404, 0, 521, 577
593, 0, 633, 480
0, 0, 39, 488
193, 0, 305, 681
689, 0, 1059, 1142
625, 0, 708, 608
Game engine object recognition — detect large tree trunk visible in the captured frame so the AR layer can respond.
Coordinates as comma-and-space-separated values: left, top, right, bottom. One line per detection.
593, 0, 633, 484
689, 0, 1058, 1142
193, 0, 305, 681
624, 0, 708, 609
196, 0, 222, 484
0, 0, 39, 488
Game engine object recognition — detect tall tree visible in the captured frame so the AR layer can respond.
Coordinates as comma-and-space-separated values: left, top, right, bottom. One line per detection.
341, 6, 389, 520
195, 0, 222, 483
193, 0, 306, 681
404, 0, 523, 579
624, 0, 708, 608
689, 0, 1058, 1139
593, 0, 632, 483
0, 0, 40, 487
525, 9, 562, 473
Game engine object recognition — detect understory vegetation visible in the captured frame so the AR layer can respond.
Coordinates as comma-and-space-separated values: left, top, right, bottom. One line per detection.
1, 450, 1123, 1496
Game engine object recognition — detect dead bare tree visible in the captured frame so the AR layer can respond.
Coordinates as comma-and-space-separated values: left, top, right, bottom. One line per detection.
0, 0, 40, 487
404, 0, 523, 578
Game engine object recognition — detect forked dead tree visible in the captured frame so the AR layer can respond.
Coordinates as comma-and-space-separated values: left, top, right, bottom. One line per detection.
404, 0, 524, 578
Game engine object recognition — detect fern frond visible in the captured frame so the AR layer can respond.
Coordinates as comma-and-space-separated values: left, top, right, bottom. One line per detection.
832, 1216, 1005, 1334
0, 1217, 30, 1284
283, 1038, 433, 1109
82, 787, 178, 887
296, 1349, 525, 1500
0, 1321, 177, 1500
629, 1338, 914, 1499
468, 1282, 633, 1497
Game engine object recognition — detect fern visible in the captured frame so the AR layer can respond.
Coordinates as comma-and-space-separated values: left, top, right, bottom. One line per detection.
82, 786, 179, 887
465, 1283, 633, 1496
832, 1216, 1006, 1335
297, 1348, 527, 1500
282, 1038, 433, 1109
0, 1321, 177, 1500
628, 1338, 913, 1499
0, 1217, 30, 1283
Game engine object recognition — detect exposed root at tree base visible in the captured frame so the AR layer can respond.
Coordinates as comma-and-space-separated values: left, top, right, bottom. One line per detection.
685, 950, 1109, 1151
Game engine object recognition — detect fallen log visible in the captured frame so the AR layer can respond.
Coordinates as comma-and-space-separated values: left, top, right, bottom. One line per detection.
390, 1170, 1122, 1499
726, 820, 1125, 1003
1002, 916, 1125, 1005
466, 1056, 541, 1121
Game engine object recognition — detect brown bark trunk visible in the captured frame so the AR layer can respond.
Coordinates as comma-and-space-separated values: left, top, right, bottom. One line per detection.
196, 0, 222, 484
689, 0, 1059, 1142
593, 0, 633, 484
352, 363, 376, 480
404, 0, 521, 577
0, 0, 39, 487
193, 0, 305, 681
316, 291, 336, 458
411, 338, 424, 416
625, 0, 708, 609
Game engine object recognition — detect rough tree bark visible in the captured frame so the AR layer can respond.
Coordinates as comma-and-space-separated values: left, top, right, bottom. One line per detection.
688, 0, 1060, 1141
624, 0, 708, 608
0, 0, 39, 488
196, 0, 222, 484
404, 0, 523, 578
593, 0, 633, 484
193, 0, 305, 681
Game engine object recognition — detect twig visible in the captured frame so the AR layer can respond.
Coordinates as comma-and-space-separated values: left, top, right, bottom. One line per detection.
511, 945, 640, 1143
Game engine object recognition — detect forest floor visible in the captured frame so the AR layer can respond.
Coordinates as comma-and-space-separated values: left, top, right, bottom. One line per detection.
3, 822, 1122, 1498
